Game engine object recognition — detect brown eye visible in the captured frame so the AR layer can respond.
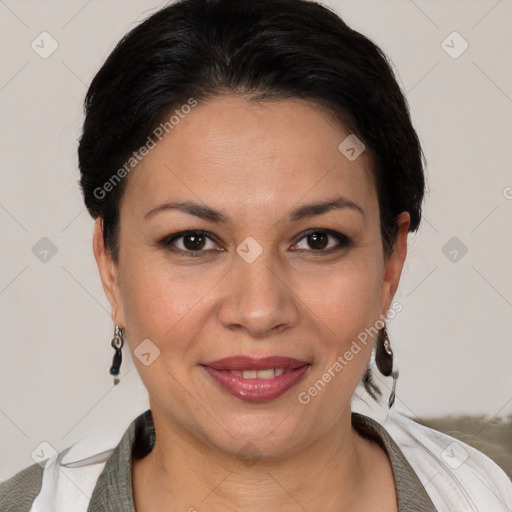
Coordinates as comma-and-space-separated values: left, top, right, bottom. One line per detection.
160, 230, 220, 256
306, 232, 329, 250
159, 229, 351, 258
293, 229, 351, 253
181, 233, 207, 250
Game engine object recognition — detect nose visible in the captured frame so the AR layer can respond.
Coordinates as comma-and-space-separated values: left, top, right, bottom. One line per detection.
217, 246, 301, 339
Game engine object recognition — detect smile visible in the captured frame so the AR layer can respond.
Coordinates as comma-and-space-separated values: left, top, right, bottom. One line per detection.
227, 368, 286, 378
201, 355, 311, 402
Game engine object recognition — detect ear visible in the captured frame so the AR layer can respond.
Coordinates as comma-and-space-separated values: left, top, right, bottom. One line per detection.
379, 211, 410, 315
92, 218, 126, 327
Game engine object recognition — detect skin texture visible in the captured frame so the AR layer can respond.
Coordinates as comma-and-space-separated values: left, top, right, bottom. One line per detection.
93, 95, 410, 511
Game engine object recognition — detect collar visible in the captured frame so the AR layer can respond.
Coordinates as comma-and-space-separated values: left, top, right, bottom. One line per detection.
87, 409, 438, 512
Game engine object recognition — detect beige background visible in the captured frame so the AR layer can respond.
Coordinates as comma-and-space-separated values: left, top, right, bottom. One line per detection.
0, 0, 511, 480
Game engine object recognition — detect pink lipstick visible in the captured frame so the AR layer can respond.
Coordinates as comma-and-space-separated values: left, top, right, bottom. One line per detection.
201, 355, 311, 402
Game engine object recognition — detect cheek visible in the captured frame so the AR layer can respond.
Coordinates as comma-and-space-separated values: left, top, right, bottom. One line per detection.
301, 258, 383, 403
303, 255, 383, 334
118, 253, 219, 352
300, 259, 383, 406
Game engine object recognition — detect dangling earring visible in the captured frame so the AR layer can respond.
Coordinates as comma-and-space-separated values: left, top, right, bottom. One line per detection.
375, 324, 399, 408
109, 325, 124, 385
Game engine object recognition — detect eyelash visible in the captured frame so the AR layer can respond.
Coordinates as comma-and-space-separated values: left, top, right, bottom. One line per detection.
158, 229, 352, 257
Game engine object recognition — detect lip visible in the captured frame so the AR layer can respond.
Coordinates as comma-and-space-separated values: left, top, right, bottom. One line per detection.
202, 355, 310, 371
201, 356, 311, 402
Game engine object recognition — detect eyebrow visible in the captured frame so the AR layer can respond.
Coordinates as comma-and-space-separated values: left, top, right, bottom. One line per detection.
144, 196, 365, 223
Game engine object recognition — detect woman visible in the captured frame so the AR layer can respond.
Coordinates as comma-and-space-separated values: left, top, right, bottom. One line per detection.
1, 0, 511, 510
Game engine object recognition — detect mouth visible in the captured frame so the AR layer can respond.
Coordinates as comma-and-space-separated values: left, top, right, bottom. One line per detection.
200, 355, 311, 402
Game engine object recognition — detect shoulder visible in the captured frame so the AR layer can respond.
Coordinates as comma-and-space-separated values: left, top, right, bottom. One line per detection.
0, 412, 148, 512
0, 462, 44, 512
383, 411, 512, 510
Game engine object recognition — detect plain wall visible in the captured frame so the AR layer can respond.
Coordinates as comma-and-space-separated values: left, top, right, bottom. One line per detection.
1, 0, 511, 481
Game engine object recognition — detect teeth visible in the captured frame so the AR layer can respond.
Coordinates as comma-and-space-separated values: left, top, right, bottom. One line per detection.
227, 368, 285, 379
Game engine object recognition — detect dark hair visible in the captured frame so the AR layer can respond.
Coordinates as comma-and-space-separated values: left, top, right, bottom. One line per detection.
79, 0, 425, 260
78, 0, 426, 403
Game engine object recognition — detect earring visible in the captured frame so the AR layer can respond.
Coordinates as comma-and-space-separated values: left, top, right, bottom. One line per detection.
109, 325, 124, 385
375, 324, 399, 408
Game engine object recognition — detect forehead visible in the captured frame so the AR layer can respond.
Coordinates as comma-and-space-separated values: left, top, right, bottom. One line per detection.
121, 95, 378, 225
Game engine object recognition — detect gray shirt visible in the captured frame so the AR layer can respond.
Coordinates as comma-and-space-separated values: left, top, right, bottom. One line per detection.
0, 409, 438, 511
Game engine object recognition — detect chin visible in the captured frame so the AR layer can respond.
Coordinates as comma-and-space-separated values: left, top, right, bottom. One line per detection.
199, 408, 313, 461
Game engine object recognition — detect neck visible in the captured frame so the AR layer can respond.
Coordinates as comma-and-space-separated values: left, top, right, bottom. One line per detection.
132, 406, 377, 512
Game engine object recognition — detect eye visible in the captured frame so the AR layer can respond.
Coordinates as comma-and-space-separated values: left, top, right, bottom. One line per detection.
292, 229, 352, 253
159, 230, 221, 257
158, 228, 352, 257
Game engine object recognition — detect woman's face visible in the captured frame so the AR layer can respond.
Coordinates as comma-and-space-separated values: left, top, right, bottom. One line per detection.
94, 95, 409, 458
